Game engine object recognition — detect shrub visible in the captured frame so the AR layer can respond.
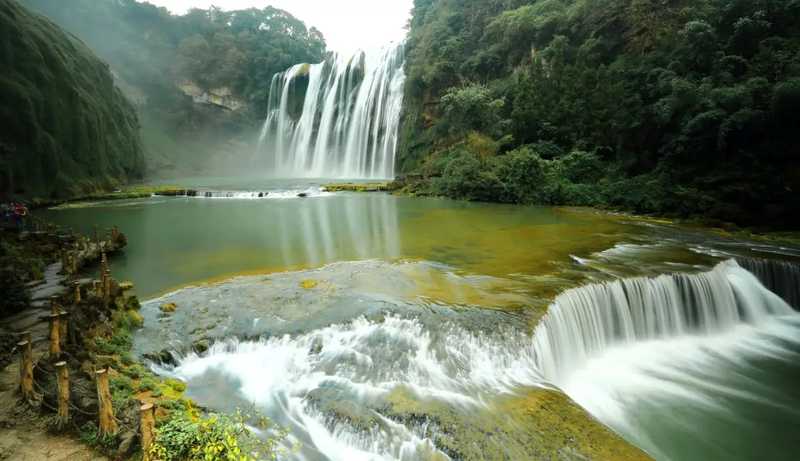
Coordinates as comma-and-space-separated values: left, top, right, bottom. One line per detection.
149, 411, 286, 461
556, 151, 604, 183
434, 149, 504, 201
494, 146, 552, 204
79, 422, 119, 452
440, 83, 505, 136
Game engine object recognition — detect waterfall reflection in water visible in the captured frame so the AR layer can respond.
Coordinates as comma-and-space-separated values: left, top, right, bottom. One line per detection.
272, 193, 401, 268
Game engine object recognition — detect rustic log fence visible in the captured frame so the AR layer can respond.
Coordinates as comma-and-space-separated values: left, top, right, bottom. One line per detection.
11, 223, 158, 455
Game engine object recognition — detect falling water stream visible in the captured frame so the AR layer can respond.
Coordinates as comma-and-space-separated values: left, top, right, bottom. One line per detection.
43, 187, 800, 460
257, 44, 405, 179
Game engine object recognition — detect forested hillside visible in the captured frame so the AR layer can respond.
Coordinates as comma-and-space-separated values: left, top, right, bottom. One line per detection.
21, 0, 326, 175
399, 0, 800, 227
0, 0, 144, 199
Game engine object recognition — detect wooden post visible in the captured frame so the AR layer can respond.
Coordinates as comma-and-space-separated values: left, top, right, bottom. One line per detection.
95, 368, 118, 436
93, 280, 102, 299
59, 311, 69, 347
49, 313, 61, 359
103, 269, 111, 304
140, 403, 155, 460
17, 340, 34, 399
55, 361, 69, 424
73, 281, 81, 304
50, 295, 60, 315
71, 251, 78, 274
101, 252, 108, 274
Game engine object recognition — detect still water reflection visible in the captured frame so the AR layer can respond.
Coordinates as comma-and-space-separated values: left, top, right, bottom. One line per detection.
42, 193, 634, 298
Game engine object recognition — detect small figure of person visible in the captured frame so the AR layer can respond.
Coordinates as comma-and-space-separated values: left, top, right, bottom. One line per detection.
0, 202, 9, 226
13, 202, 28, 231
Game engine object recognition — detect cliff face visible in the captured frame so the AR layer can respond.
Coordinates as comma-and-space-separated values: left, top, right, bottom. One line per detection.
0, 0, 144, 199
177, 81, 246, 112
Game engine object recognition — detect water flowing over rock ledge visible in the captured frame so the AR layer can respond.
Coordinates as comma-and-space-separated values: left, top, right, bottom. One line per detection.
257, 44, 406, 179
133, 255, 800, 460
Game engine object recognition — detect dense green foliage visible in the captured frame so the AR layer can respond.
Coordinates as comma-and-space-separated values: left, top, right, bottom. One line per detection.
20, 0, 326, 175
400, 0, 800, 226
150, 411, 285, 461
0, 0, 144, 199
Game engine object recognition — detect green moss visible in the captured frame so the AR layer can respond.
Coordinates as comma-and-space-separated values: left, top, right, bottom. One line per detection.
165, 378, 187, 394
322, 182, 392, 193
383, 386, 651, 460
159, 302, 178, 313
137, 377, 158, 393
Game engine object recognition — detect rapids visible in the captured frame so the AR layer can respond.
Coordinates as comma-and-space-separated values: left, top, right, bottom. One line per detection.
149, 260, 800, 460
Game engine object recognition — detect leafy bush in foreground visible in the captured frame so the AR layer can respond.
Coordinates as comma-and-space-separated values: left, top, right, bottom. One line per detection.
150, 410, 286, 461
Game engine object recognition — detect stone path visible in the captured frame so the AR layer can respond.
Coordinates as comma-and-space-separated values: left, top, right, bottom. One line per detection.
1, 262, 65, 347
0, 262, 108, 461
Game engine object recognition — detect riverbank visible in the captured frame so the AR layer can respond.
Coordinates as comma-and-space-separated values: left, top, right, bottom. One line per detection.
390, 175, 800, 242
0, 223, 282, 460
25, 185, 188, 210
0, 225, 159, 458
29, 177, 799, 245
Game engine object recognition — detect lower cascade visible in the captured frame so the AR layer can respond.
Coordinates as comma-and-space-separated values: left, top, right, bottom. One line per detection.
257, 44, 406, 179
737, 257, 800, 309
158, 259, 799, 460
531, 259, 795, 385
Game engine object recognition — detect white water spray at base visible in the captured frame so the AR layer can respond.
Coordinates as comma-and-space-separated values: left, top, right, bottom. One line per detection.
531, 260, 793, 384
530, 260, 800, 460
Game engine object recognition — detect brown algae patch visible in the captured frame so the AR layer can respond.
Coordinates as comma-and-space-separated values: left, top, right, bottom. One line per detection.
382, 386, 651, 460
322, 182, 392, 192
498, 389, 652, 460
399, 204, 641, 279
300, 279, 320, 289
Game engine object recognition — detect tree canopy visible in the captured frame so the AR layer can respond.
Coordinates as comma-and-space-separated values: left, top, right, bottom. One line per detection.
20, 0, 327, 176
399, 0, 800, 228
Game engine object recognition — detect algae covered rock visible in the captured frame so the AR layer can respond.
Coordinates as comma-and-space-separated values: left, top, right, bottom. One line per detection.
300, 279, 319, 289
159, 302, 177, 313
382, 386, 652, 461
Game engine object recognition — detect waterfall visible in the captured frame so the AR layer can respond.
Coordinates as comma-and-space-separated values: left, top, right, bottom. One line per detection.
531, 260, 795, 384
257, 43, 406, 179
737, 257, 800, 309
153, 258, 800, 460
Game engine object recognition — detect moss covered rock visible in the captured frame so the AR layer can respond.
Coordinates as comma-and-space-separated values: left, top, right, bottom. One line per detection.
159, 302, 177, 313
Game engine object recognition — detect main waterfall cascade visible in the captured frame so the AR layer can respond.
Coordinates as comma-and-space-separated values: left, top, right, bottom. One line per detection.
258, 44, 406, 179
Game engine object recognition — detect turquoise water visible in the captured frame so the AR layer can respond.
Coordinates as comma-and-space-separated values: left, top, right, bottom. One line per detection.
41, 184, 800, 460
